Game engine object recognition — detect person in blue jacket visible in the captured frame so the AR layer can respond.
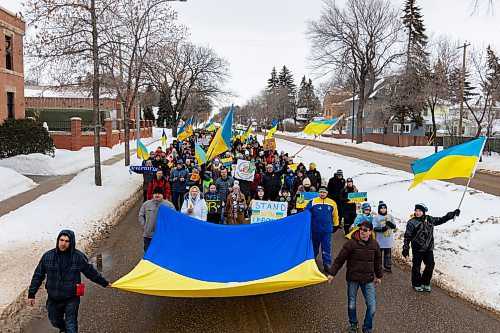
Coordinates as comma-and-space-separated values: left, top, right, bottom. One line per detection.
353, 202, 373, 228
305, 186, 339, 272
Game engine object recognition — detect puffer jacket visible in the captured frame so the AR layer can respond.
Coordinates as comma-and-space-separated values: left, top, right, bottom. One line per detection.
170, 167, 189, 192
214, 176, 234, 204
305, 197, 339, 233
306, 169, 322, 189
28, 230, 109, 301
181, 193, 208, 221
146, 176, 171, 200
329, 230, 383, 283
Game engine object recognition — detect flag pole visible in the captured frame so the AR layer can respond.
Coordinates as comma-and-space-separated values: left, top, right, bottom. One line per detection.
453, 136, 487, 221
291, 115, 344, 159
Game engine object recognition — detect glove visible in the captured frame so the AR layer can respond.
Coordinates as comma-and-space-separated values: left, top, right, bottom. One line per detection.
402, 248, 409, 258
333, 225, 339, 233
454, 209, 460, 217
386, 221, 396, 229
446, 211, 455, 219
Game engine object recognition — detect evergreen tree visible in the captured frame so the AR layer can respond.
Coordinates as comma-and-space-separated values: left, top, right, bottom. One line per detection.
156, 91, 172, 127
267, 67, 279, 90
297, 76, 308, 108
278, 65, 296, 91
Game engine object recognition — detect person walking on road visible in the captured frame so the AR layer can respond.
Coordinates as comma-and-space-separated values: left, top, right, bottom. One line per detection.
146, 169, 171, 201
139, 186, 175, 251
28, 230, 111, 333
181, 185, 208, 221
169, 160, 189, 210
339, 178, 358, 234
327, 221, 383, 333
372, 201, 396, 272
403, 203, 460, 292
305, 186, 339, 272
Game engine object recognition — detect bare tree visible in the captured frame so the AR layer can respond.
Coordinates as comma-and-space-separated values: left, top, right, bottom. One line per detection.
307, 0, 403, 143
145, 42, 229, 136
100, 0, 185, 166
25, 0, 119, 186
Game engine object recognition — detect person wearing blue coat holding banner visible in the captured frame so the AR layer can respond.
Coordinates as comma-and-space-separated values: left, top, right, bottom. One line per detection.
306, 186, 339, 272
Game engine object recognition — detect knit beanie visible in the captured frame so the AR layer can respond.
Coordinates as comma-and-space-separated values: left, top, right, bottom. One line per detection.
415, 203, 428, 213
378, 201, 387, 215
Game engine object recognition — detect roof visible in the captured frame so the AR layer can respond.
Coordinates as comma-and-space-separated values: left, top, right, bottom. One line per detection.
25, 86, 117, 99
342, 78, 386, 103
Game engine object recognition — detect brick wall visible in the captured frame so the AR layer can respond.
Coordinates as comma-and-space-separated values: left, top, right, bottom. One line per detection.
0, 7, 25, 121
49, 118, 153, 151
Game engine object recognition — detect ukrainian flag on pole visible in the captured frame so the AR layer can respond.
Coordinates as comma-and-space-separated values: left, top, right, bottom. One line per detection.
177, 117, 194, 141
266, 118, 279, 139
408, 136, 487, 190
205, 119, 216, 132
161, 129, 167, 147
302, 116, 342, 136
136, 139, 150, 160
112, 207, 326, 297
194, 142, 207, 165
205, 105, 234, 162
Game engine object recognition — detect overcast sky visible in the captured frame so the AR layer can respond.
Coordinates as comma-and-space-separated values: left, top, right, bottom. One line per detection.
1, 0, 499, 106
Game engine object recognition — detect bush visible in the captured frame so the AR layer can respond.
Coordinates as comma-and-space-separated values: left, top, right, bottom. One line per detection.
0, 119, 55, 158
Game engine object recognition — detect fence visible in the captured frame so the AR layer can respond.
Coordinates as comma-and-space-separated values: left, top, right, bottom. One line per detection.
47, 117, 153, 151
40, 120, 106, 133
443, 136, 500, 154
321, 132, 429, 147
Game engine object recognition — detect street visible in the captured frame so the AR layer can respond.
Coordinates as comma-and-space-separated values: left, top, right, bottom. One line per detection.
23, 199, 500, 333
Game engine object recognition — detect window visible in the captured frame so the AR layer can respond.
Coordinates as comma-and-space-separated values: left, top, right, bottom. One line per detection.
7, 92, 15, 118
5, 35, 13, 70
393, 123, 411, 133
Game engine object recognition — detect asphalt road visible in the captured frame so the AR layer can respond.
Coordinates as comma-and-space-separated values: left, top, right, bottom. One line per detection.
22, 199, 500, 333
276, 135, 500, 197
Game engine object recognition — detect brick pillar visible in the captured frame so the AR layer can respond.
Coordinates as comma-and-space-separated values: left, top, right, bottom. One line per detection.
70, 117, 82, 151
104, 118, 113, 148
130, 119, 135, 139
116, 118, 122, 142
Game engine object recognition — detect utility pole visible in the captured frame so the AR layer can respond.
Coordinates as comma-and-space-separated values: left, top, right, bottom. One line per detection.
458, 42, 470, 138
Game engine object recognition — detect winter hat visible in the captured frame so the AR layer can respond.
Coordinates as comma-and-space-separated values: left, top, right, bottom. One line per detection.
310, 162, 316, 168
303, 178, 311, 186
318, 186, 328, 193
378, 201, 387, 211
336, 169, 343, 176
256, 186, 265, 191
359, 220, 373, 230
346, 177, 353, 183
176, 159, 184, 165
149, 151, 155, 156
361, 202, 371, 211
415, 203, 428, 213
152, 186, 164, 195
266, 164, 274, 169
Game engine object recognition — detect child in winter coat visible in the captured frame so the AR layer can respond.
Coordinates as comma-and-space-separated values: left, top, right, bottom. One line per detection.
372, 201, 396, 272
225, 181, 247, 225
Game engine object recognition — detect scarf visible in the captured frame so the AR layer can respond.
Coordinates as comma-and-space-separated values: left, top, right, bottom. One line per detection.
230, 192, 243, 218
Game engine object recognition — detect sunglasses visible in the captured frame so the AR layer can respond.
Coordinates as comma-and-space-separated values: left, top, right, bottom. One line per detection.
360, 227, 371, 232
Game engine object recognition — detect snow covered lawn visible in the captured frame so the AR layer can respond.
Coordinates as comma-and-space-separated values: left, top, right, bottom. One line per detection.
276, 137, 500, 312
0, 167, 37, 201
281, 131, 500, 173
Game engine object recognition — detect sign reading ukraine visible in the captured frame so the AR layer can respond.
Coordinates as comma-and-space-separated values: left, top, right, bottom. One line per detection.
250, 200, 287, 224
112, 207, 326, 297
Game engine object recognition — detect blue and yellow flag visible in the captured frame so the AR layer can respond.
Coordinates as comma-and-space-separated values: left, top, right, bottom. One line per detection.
194, 142, 207, 165
266, 118, 279, 139
409, 136, 487, 190
178, 117, 194, 141
302, 116, 342, 136
295, 191, 319, 209
112, 207, 326, 297
161, 129, 167, 147
206, 105, 234, 162
136, 139, 150, 160
239, 124, 252, 142
205, 119, 216, 132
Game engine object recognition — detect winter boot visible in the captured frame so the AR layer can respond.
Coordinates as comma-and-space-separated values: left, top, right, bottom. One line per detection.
413, 286, 424, 292
422, 285, 432, 292
349, 323, 359, 333
362, 329, 373, 333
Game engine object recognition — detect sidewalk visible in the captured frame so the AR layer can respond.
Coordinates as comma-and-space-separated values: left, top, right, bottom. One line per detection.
0, 144, 157, 218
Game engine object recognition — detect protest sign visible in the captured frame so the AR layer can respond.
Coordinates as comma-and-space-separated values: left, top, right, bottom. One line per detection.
205, 194, 222, 214
251, 200, 288, 224
263, 138, 276, 151
295, 192, 319, 209
348, 192, 368, 203
234, 159, 256, 181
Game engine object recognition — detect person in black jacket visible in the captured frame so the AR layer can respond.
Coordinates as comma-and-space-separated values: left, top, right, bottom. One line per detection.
28, 230, 110, 333
327, 169, 346, 217
306, 162, 322, 189
402, 203, 460, 292
261, 164, 283, 201
339, 178, 358, 234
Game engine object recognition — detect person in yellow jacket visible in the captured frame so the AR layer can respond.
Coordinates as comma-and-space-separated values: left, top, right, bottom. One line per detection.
305, 186, 339, 272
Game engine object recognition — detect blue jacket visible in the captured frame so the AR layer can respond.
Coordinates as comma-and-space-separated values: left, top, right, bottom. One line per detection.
284, 173, 295, 190
353, 213, 373, 227
28, 230, 108, 301
306, 197, 339, 233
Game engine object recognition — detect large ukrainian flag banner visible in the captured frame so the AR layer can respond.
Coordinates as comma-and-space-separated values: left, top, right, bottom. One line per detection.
302, 117, 342, 136
113, 207, 326, 297
408, 136, 486, 190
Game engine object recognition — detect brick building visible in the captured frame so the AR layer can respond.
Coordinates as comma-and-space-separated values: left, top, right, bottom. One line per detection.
0, 6, 25, 121
323, 89, 351, 119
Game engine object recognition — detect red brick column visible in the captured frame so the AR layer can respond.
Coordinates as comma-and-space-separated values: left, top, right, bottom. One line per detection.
70, 117, 82, 151
116, 118, 122, 142
104, 118, 113, 148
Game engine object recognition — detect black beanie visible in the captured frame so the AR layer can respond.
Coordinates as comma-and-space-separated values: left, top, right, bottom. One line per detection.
378, 201, 387, 212
153, 186, 164, 195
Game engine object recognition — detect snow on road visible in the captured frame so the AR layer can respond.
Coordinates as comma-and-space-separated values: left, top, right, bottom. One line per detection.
276, 137, 500, 312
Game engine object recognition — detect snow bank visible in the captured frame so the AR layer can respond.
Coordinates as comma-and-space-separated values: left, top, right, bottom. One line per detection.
281, 131, 500, 173
0, 167, 37, 202
275, 137, 500, 312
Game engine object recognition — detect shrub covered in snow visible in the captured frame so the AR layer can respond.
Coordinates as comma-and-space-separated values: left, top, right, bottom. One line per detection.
0, 119, 55, 158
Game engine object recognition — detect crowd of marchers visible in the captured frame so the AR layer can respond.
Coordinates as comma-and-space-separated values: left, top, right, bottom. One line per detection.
26, 129, 460, 333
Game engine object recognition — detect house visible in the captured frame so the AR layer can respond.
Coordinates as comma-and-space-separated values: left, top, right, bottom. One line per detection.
0, 6, 25, 121
323, 89, 351, 119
